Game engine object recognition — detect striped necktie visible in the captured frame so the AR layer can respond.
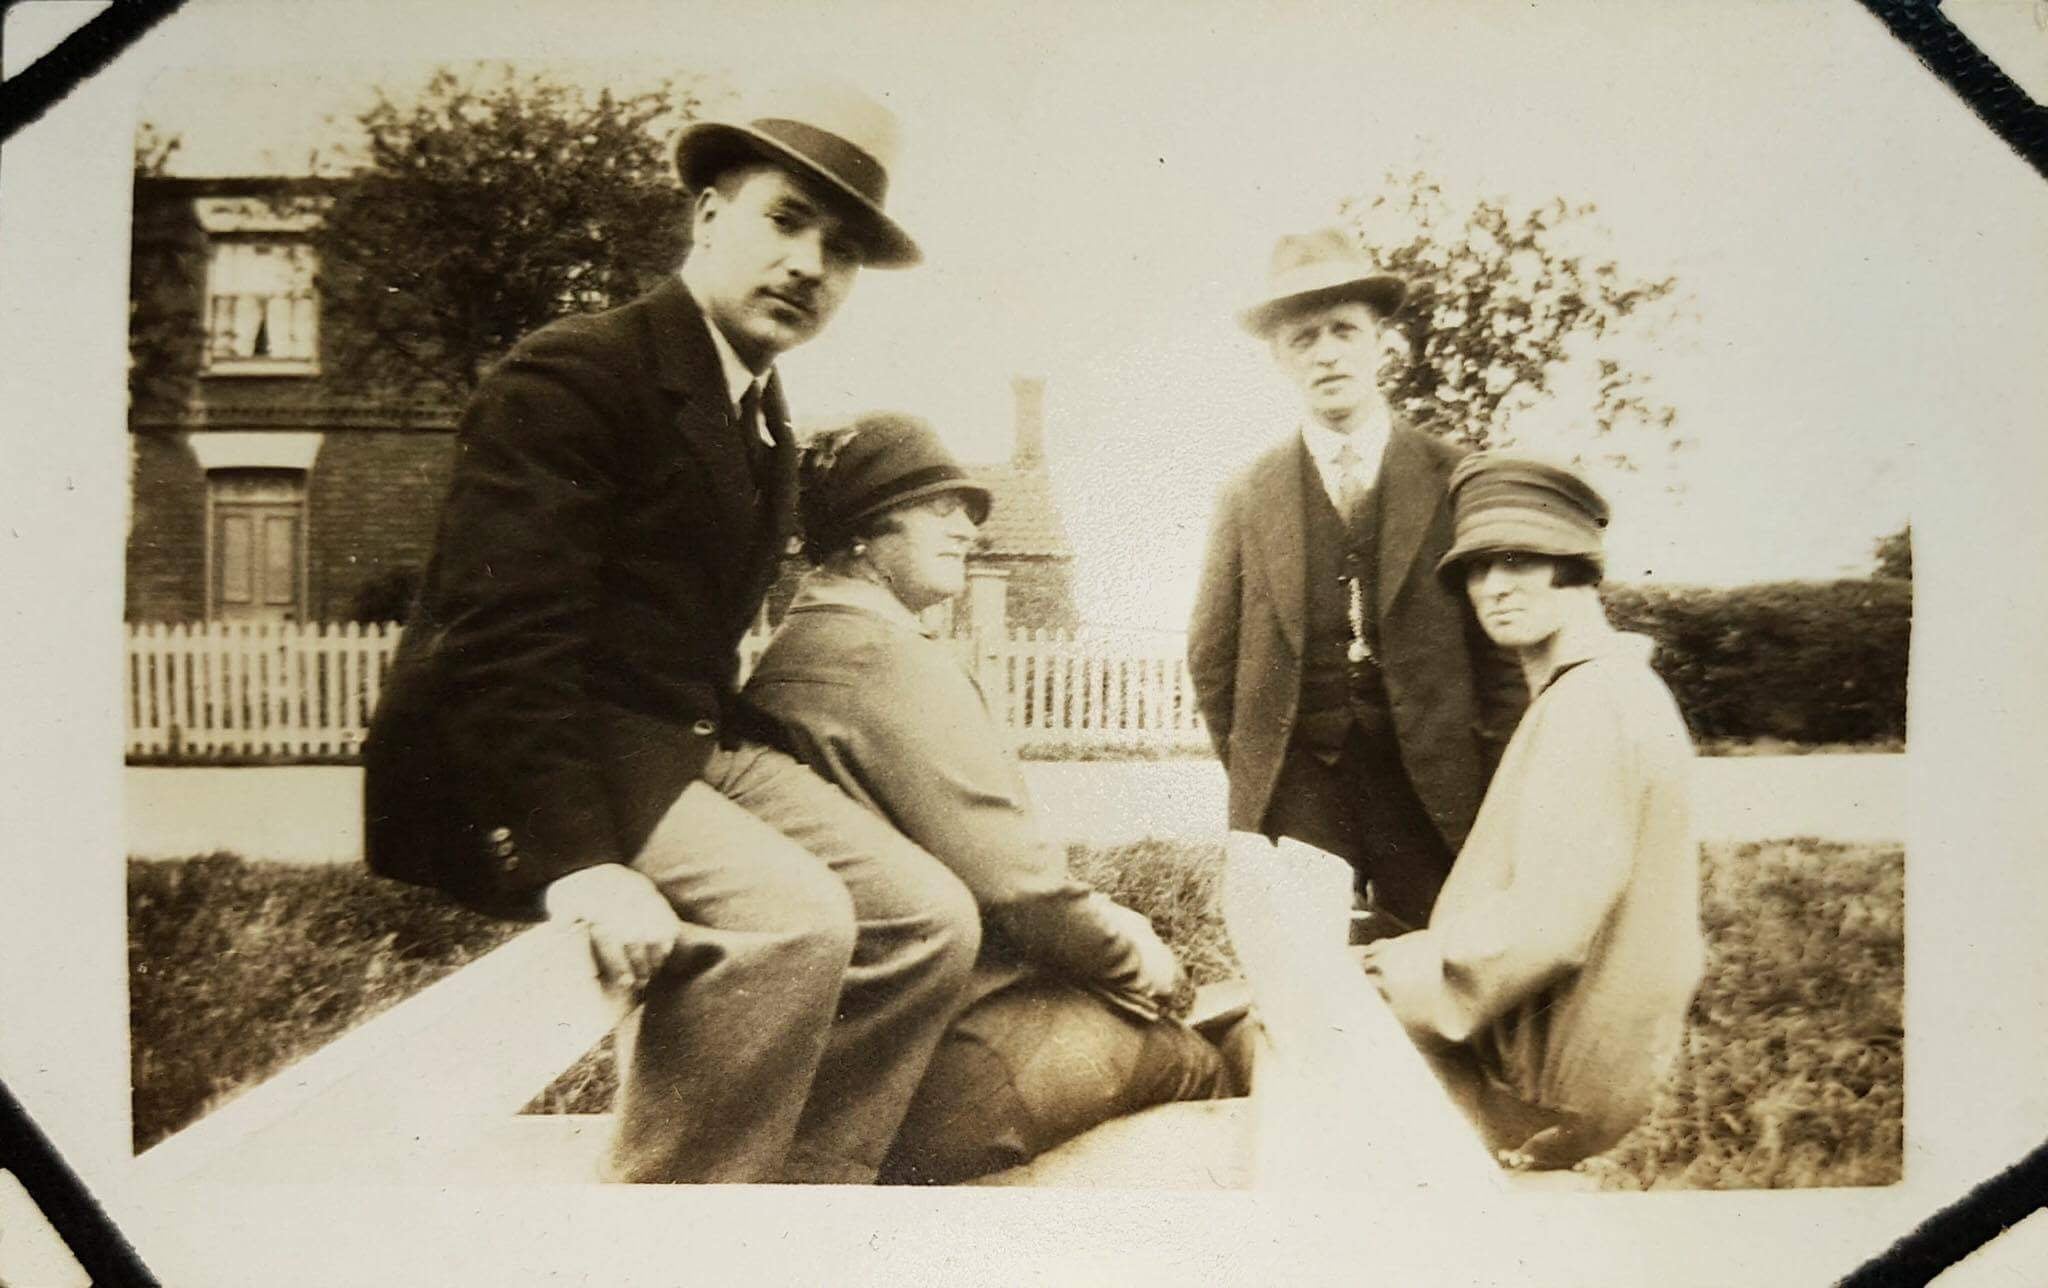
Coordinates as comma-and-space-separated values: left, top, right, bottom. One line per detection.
1333, 439, 1371, 529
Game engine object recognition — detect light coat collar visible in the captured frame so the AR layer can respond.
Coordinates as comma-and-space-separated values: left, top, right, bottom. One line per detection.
787, 568, 938, 639
1531, 616, 1652, 695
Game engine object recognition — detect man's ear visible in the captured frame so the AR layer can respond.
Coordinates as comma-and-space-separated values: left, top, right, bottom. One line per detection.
688, 186, 721, 245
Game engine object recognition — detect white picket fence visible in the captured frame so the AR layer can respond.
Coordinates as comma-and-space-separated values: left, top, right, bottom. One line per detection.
970, 627, 1210, 749
124, 621, 1212, 759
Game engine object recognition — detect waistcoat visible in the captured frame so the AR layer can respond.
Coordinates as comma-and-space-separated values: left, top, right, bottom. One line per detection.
1296, 448, 1393, 749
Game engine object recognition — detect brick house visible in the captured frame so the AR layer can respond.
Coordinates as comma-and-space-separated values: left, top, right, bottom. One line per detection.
125, 174, 1077, 635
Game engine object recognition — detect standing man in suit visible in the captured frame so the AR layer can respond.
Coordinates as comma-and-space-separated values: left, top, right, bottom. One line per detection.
1188, 228, 1526, 930
363, 78, 984, 1185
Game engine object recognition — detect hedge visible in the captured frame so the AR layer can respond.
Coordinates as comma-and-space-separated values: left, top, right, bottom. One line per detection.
1601, 579, 1910, 745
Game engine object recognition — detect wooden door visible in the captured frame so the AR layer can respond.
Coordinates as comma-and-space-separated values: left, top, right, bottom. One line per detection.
211, 473, 304, 623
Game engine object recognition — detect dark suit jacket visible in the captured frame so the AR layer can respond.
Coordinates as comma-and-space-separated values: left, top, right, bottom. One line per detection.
363, 278, 798, 915
1186, 424, 1525, 852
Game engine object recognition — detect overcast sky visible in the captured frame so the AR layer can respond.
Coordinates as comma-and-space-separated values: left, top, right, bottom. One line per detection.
133, 1, 2048, 630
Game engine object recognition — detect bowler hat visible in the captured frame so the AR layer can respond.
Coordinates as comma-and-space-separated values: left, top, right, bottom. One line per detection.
1436, 453, 1610, 582
799, 413, 991, 560
674, 75, 922, 268
1238, 227, 1407, 336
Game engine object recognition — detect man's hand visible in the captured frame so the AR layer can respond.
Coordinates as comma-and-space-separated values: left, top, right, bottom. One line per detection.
543, 864, 683, 992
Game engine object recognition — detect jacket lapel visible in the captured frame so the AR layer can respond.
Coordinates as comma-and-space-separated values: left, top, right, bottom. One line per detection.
640, 278, 758, 542
1375, 424, 1451, 615
1245, 435, 1310, 655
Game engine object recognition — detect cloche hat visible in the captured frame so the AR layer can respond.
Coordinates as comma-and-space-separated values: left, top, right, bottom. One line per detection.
798, 414, 991, 560
1436, 453, 1611, 582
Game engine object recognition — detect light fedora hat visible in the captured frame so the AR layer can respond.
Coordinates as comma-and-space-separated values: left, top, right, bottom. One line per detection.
673, 75, 921, 268
1238, 227, 1406, 336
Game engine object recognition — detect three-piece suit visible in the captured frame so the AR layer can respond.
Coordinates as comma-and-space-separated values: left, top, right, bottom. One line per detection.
363, 277, 981, 1183
1187, 424, 1526, 927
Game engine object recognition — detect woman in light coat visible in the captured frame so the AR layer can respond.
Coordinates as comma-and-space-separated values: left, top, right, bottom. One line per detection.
743, 413, 1229, 1184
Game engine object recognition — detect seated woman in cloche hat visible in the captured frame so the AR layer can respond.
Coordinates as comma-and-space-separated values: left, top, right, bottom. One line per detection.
1360, 453, 1705, 1172
742, 412, 1231, 1184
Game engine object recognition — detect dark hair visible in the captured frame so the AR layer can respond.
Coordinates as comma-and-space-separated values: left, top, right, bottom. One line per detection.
797, 427, 860, 564
1552, 555, 1603, 588
1452, 550, 1604, 588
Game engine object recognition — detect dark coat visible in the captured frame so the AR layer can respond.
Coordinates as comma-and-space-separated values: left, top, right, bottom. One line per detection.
363, 278, 798, 915
1186, 424, 1525, 852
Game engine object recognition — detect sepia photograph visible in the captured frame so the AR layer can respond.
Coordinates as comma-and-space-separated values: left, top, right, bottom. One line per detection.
3, 0, 2046, 1283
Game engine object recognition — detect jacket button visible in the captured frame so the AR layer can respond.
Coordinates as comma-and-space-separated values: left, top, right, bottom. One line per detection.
692, 718, 717, 737
488, 826, 512, 844
501, 853, 521, 871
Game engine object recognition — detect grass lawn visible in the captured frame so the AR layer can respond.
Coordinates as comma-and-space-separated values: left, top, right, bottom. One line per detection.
129, 837, 1901, 1188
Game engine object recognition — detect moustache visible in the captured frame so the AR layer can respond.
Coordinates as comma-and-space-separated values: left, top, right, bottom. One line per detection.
761, 288, 816, 318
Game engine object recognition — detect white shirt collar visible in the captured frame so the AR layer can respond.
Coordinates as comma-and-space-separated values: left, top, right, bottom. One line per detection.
679, 274, 775, 444
1298, 392, 1393, 474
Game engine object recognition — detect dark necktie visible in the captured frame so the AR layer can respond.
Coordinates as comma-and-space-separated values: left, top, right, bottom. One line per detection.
737, 382, 768, 485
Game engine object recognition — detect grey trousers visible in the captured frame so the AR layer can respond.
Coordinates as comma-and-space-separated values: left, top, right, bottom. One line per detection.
607, 741, 983, 1184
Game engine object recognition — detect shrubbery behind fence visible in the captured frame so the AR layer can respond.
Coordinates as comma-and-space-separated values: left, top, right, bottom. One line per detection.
124, 579, 1909, 761
1604, 580, 1911, 745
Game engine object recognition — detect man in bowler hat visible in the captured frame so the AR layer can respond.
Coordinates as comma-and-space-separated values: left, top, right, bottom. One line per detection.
1188, 229, 1526, 931
363, 77, 983, 1184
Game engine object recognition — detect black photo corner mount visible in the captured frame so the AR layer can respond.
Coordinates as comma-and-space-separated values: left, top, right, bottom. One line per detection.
0, 0, 188, 147
1857, 0, 2048, 180
0, 1077, 158, 1287
1840, 1137, 2048, 1287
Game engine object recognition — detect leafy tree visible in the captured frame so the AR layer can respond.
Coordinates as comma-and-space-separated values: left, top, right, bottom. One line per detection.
128, 125, 205, 419
305, 66, 710, 402
1338, 173, 1684, 457
1872, 525, 1912, 581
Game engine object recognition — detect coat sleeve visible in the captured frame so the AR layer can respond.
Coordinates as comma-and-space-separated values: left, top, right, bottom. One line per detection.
761, 649, 1152, 996
1186, 486, 1244, 763
1368, 682, 1636, 1046
415, 354, 629, 897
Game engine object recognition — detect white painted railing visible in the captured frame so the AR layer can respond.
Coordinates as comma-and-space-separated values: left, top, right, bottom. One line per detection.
128, 836, 1508, 1192
125, 621, 1213, 759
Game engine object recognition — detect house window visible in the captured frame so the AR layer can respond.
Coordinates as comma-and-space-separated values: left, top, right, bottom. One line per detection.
204, 239, 319, 375
208, 470, 307, 623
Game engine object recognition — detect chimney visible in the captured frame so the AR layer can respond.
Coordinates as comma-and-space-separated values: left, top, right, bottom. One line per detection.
1011, 375, 1046, 466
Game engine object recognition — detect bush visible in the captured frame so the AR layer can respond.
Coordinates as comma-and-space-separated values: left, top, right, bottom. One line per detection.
1603, 579, 1910, 745
348, 564, 421, 624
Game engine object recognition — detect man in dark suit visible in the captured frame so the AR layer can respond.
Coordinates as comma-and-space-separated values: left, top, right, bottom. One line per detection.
1188, 228, 1526, 930
363, 78, 983, 1184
